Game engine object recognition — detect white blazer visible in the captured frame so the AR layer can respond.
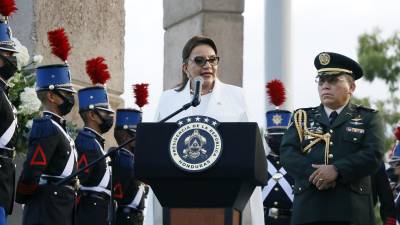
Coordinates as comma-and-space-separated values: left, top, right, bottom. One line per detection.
145, 78, 265, 225
154, 78, 248, 122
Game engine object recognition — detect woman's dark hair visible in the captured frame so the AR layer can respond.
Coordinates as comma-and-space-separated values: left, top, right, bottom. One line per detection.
175, 35, 218, 92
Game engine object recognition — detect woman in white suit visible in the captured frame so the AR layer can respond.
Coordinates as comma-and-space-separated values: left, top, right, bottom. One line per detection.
146, 36, 264, 225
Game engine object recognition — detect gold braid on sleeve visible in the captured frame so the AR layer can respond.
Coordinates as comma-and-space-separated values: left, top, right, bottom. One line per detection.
293, 109, 332, 165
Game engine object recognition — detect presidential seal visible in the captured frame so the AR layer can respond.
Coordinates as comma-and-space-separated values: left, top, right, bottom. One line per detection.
169, 116, 223, 172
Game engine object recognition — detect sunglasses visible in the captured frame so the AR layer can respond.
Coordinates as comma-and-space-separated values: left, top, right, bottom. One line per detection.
189, 56, 220, 67
315, 75, 346, 86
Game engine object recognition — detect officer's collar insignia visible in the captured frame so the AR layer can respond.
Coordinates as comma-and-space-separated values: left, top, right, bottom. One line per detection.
170, 116, 223, 173
346, 127, 365, 134
319, 53, 331, 65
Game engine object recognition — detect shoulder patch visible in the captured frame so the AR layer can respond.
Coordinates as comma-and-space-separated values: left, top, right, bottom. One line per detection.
75, 130, 100, 152
29, 117, 58, 140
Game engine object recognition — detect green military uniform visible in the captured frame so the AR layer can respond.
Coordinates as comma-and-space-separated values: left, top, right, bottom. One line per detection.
280, 52, 385, 225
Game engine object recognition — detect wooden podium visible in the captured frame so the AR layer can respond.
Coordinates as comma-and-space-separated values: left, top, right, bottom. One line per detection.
135, 122, 267, 225
164, 208, 240, 225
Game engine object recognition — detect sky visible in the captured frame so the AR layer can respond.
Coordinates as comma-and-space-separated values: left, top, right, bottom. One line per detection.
123, 0, 400, 128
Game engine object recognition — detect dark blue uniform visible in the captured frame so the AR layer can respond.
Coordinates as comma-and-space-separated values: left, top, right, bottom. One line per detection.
263, 154, 294, 225
113, 148, 146, 225
0, 80, 17, 215
16, 111, 78, 225
75, 127, 111, 225
371, 163, 396, 225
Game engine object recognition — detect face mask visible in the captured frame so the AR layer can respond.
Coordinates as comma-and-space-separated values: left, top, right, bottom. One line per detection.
54, 91, 75, 116
0, 54, 18, 80
96, 111, 114, 134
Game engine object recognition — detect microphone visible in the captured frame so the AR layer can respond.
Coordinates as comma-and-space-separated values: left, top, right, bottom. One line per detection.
191, 76, 203, 107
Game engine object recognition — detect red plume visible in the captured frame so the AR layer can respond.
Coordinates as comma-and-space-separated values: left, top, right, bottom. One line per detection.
85, 57, 111, 85
0, 0, 17, 17
394, 125, 400, 140
47, 28, 71, 62
266, 79, 286, 107
133, 83, 149, 108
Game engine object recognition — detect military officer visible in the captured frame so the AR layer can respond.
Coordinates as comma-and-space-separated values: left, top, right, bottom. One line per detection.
0, 9, 19, 225
15, 63, 78, 225
280, 52, 384, 225
75, 86, 114, 225
263, 108, 294, 225
113, 109, 147, 225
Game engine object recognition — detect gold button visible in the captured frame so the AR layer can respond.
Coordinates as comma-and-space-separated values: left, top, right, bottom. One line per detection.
353, 138, 357, 141
54, 191, 58, 195
276, 161, 280, 165
329, 129, 333, 133
274, 187, 279, 191
328, 154, 334, 158
274, 201, 278, 206
299, 187, 302, 191
329, 141, 333, 146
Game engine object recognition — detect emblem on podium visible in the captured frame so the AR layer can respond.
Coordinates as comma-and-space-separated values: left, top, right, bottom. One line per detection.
169, 116, 223, 172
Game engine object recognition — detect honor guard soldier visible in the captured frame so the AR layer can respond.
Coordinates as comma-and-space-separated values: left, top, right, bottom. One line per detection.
263, 80, 294, 225
0, 2, 19, 224
371, 162, 396, 225
113, 109, 147, 225
75, 57, 114, 225
280, 52, 385, 225
15, 28, 78, 225
389, 130, 400, 224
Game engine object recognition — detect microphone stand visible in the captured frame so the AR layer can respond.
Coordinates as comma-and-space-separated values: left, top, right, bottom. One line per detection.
56, 97, 200, 225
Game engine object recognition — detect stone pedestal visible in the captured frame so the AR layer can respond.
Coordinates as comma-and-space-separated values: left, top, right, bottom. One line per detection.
8, 1, 125, 224
163, 0, 245, 90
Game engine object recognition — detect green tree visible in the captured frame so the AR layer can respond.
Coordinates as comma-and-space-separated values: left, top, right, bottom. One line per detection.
356, 29, 400, 152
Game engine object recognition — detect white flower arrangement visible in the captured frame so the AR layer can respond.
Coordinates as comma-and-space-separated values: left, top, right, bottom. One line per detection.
18, 87, 41, 115
12, 38, 30, 70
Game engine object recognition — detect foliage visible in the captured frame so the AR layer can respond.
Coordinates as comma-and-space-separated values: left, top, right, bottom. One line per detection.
357, 29, 400, 152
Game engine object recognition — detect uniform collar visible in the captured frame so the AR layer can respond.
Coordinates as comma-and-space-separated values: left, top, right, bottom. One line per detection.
43, 111, 66, 129
84, 126, 105, 146
324, 104, 346, 118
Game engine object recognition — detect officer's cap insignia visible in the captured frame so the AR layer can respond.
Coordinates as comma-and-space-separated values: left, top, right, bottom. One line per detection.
319, 53, 330, 65
170, 116, 223, 173
272, 114, 283, 125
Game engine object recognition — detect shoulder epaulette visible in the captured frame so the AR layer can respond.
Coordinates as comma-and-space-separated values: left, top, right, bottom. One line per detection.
75, 130, 100, 152
29, 117, 58, 140
355, 104, 377, 113
294, 106, 317, 113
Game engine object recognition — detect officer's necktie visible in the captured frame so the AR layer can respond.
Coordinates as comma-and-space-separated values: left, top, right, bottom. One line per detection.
329, 111, 338, 124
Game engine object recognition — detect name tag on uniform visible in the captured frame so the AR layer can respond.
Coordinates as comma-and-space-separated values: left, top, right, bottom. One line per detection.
346, 127, 365, 134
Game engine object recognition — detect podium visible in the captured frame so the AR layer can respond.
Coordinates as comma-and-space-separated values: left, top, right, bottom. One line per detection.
135, 122, 267, 225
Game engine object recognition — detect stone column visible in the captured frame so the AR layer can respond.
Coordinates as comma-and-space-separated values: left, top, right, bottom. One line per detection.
8, 1, 125, 224
163, 0, 245, 89
265, 0, 292, 110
